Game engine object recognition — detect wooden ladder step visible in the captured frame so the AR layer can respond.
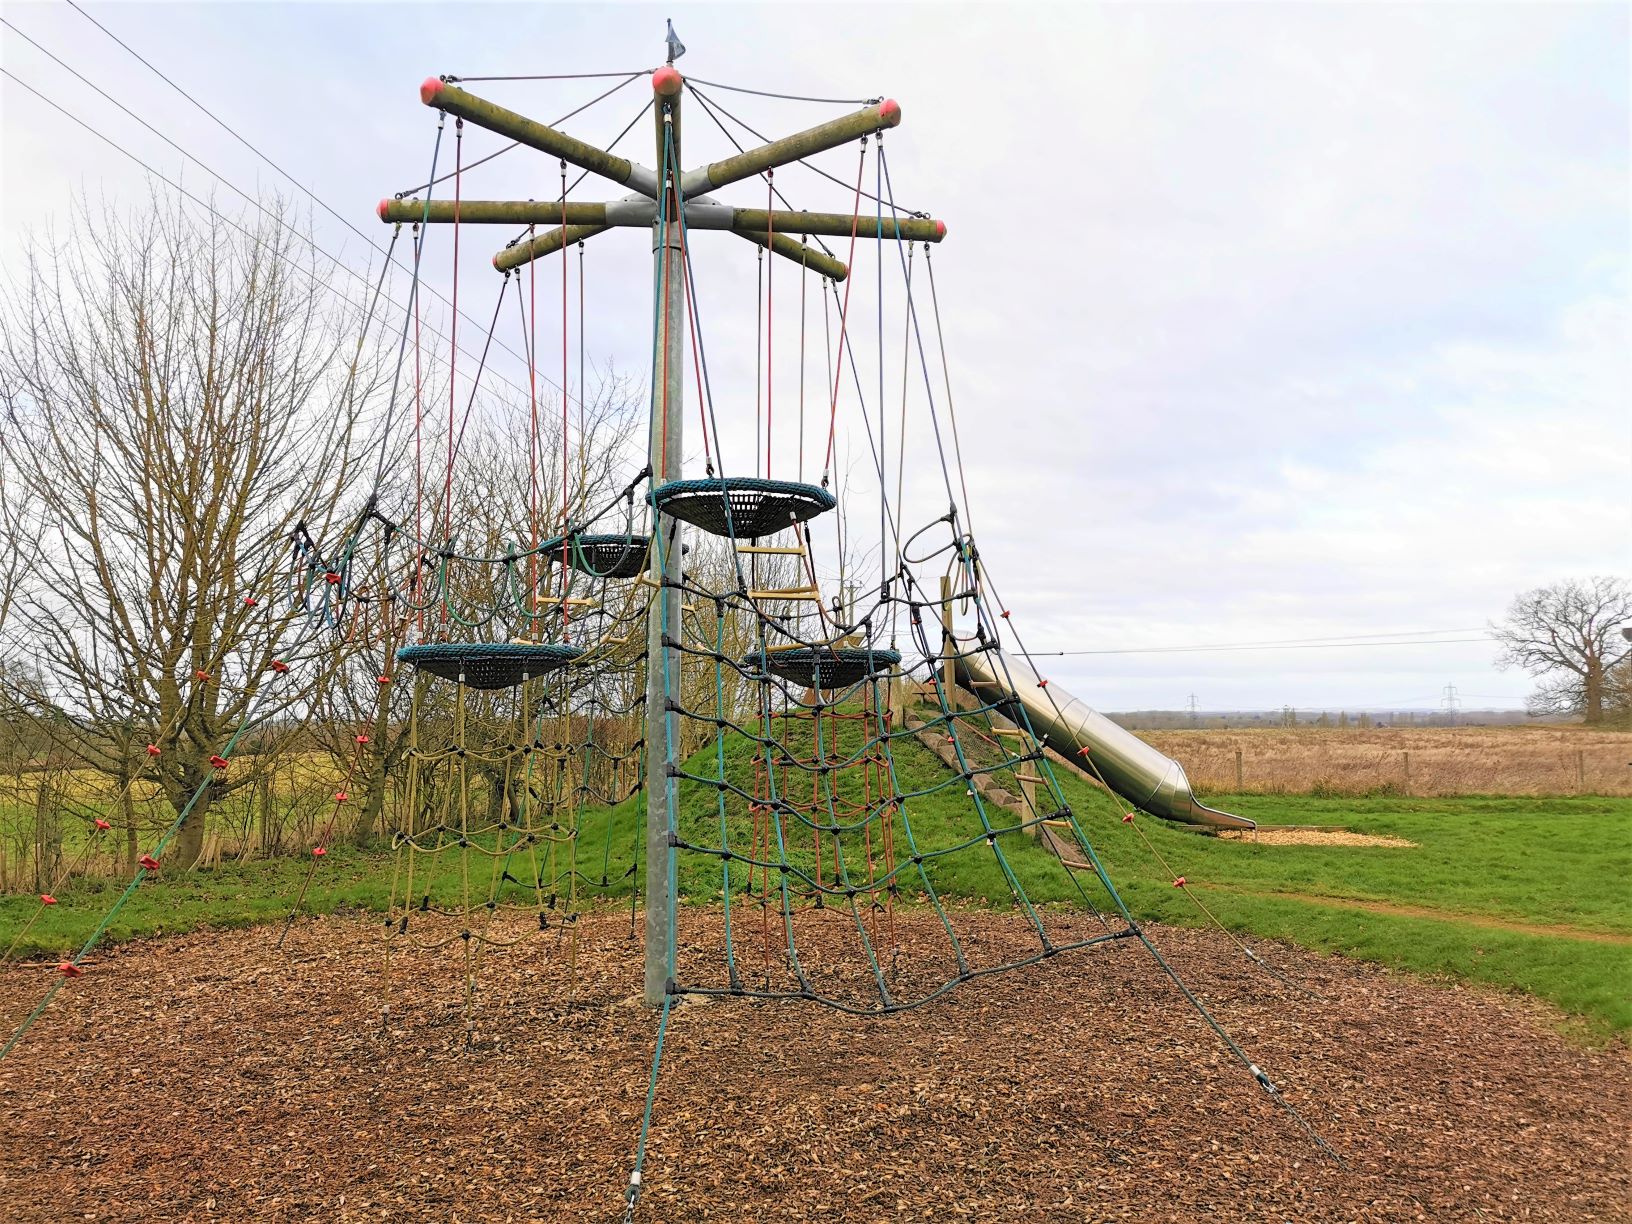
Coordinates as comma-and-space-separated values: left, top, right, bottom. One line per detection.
747, 586, 822, 601
993, 728, 1029, 739
766, 638, 857, 653
1015, 772, 1043, 784
1042, 818, 1074, 831
737, 544, 807, 555
1058, 858, 1092, 871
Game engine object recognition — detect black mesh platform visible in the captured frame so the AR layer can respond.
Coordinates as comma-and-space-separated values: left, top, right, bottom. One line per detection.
743, 645, 902, 689
397, 642, 585, 689
543, 533, 650, 579
651, 477, 835, 539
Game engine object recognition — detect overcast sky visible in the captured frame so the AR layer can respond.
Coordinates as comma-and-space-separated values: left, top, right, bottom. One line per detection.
2, 2, 1627, 711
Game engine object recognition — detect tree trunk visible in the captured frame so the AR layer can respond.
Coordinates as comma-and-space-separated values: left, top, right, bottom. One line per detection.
121, 779, 138, 871
168, 777, 212, 869
353, 750, 387, 848
1584, 663, 1605, 724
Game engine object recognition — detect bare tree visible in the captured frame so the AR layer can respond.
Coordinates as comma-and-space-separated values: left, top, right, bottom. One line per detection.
0, 195, 389, 867
307, 373, 646, 843
1491, 576, 1632, 724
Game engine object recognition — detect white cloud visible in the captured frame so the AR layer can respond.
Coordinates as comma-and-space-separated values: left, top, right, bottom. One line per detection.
1, 2, 1625, 709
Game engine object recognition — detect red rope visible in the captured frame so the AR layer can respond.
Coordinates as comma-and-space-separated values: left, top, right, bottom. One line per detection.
680, 243, 712, 469
765, 170, 774, 478
439, 118, 463, 629
822, 142, 868, 477
527, 225, 540, 627
560, 162, 572, 638
411, 227, 425, 638
561, 164, 570, 530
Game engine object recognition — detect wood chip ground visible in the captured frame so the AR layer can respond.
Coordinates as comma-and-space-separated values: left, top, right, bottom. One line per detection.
1, 910, 1627, 1222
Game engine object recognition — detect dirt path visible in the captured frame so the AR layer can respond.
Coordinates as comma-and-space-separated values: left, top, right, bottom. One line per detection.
1203, 883, 1632, 945
0, 911, 1627, 1222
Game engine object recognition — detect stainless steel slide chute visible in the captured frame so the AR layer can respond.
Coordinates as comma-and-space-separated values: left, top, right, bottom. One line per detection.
954, 646, 1254, 831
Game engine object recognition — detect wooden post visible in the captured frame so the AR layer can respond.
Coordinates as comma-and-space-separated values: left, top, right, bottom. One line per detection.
1234, 747, 1244, 792
1577, 749, 1586, 794
939, 575, 955, 712
643, 66, 685, 1009
1402, 750, 1411, 795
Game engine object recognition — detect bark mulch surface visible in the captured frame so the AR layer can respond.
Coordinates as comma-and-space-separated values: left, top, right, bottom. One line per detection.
0, 908, 1627, 1222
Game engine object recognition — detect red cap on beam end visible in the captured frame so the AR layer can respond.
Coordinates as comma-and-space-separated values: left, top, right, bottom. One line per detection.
420, 76, 446, 107
935, 220, 947, 239
376, 199, 392, 222
878, 99, 901, 127
652, 66, 683, 97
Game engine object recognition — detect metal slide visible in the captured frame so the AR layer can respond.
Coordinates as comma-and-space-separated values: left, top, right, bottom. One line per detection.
954, 646, 1255, 831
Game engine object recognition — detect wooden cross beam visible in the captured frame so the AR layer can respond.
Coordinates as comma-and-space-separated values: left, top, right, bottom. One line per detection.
381, 70, 948, 282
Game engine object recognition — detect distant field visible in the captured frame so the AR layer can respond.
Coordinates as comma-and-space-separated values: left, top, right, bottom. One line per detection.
1140, 724, 1632, 797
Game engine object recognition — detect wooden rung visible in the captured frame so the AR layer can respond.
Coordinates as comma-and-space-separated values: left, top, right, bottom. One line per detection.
1042, 818, 1074, 831
765, 637, 858, 654
1058, 858, 1092, 871
993, 728, 1028, 739
1016, 772, 1043, 784
534, 595, 599, 607
736, 545, 807, 555
747, 587, 821, 601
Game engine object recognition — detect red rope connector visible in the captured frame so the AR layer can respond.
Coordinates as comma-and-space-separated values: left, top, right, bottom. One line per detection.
270, 660, 290, 674
334, 791, 349, 803
194, 669, 211, 682
312, 846, 327, 857
93, 818, 111, 831
40, 894, 57, 906
243, 595, 258, 607
1122, 812, 1135, 824
1001, 609, 1011, 619
1172, 876, 1187, 888
209, 755, 230, 771
324, 571, 342, 585
1037, 678, 1049, 689
58, 962, 83, 977
138, 854, 161, 871
355, 734, 370, 745
1078, 745, 1092, 756
145, 744, 161, 757
377, 674, 392, 686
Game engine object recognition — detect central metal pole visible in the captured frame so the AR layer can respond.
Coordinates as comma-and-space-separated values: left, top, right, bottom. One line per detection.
643, 66, 684, 1007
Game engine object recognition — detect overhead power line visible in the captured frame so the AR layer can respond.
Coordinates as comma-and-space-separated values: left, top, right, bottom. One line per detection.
1024, 629, 1495, 657
52, 0, 628, 408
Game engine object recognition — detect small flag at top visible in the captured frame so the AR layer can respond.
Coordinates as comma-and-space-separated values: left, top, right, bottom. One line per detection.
666, 19, 686, 63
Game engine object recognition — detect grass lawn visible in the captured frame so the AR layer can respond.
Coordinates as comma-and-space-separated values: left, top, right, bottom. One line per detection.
4, 720, 1629, 1038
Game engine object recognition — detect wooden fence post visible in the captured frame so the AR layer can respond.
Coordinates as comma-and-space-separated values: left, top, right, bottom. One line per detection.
1234, 747, 1243, 791
1402, 750, 1411, 796
1577, 749, 1586, 794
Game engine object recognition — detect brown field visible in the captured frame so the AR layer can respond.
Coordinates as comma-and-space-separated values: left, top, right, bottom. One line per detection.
1139, 724, 1632, 797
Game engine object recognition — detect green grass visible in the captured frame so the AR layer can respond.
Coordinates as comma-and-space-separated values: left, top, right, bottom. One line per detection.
5, 718, 1630, 1039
